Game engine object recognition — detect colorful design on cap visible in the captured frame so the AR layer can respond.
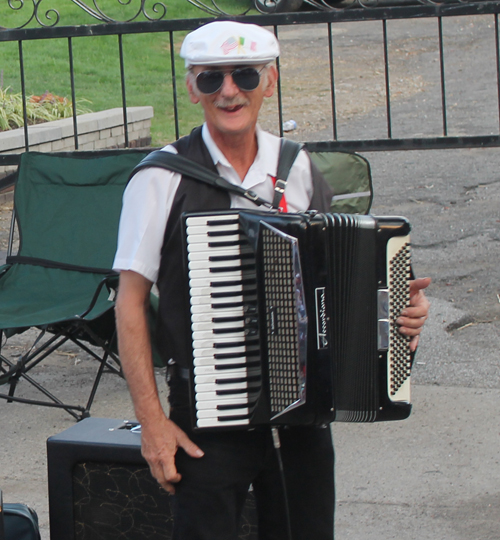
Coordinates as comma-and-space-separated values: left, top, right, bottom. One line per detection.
221, 35, 252, 56
221, 37, 238, 55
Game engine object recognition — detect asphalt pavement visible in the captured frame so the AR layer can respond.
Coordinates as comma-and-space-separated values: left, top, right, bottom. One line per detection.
332, 148, 500, 540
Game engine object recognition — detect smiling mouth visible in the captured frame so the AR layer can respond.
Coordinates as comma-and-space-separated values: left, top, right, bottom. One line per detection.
215, 97, 248, 113
220, 104, 244, 113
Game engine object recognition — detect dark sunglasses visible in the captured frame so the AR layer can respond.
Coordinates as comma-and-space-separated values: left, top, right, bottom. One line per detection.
195, 67, 265, 95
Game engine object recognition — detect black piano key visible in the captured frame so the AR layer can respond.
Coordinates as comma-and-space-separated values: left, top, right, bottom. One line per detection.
211, 301, 245, 310
215, 374, 262, 386
214, 349, 259, 360
210, 262, 256, 274
214, 361, 261, 371
211, 288, 256, 299
212, 315, 245, 323
209, 252, 254, 263
214, 338, 259, 349
217, 413, 252, 422
210, 278, 257, 288
216, 387, 253, 396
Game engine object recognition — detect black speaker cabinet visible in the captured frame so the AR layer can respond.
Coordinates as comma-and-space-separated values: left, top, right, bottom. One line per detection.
47, 417, 257, 540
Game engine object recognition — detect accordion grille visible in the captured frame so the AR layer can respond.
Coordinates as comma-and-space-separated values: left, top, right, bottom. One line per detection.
262, 228, 302, 417
389, 242, 412, 396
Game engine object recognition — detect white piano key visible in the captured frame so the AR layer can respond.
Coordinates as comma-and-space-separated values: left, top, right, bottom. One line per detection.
197, 408, 252, 419
190, 299, 257, 312
190, 304, 243, 315
188, 267, 250, 279
192, 319, 244, 332
193, 345, 258, 359
187, 243, 252, 254
194, 390, 255, 402
193, 355, 259, 365
196, 418, 250, 428
195, 395, 258, 409
189, 274, 255, 288
194, 368, 261, 385
190, 294, 245, 306
189, 268, 245, 278
190, 284, 248, 296
194, 339, 259, 352
186, 222, 240, 235
187, 233, 241, 245
191, 309, 244, 323
188, 259, 247, 271
186, 214, 240, 226
189, 280, 256, 293
187, 244, 243, 256
193, 356, 250, 367
188, 248, 242, 261
192, 337, 257, 350
194, 380, 261, 394
194, 364, 259, 376
192, 330, 246, 341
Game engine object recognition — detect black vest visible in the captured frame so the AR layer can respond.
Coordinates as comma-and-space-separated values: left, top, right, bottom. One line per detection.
155, 126, 333, 367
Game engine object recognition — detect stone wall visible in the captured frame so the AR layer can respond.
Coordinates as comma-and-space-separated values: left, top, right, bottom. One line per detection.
0, 106, 154, 179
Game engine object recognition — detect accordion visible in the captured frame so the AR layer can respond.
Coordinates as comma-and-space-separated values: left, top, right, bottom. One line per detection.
182, 210, 412, 430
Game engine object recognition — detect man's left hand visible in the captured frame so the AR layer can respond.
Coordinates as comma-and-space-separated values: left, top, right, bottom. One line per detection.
397, 277, 431, 352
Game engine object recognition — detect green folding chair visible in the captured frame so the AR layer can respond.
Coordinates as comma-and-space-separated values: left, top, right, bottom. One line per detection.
0, 150, 149, 420
306, 149, 373, 215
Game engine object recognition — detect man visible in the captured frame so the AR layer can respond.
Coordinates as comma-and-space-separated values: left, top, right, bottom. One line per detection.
114, 20, 430, 540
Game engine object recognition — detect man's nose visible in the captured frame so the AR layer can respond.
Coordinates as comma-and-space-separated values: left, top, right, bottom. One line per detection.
219, 73, 240, 96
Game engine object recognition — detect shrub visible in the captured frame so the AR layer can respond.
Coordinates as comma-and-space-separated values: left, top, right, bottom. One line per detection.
0, 88, 92, 131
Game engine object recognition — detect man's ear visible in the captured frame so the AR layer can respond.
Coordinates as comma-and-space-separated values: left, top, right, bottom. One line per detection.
186, 74, 201, 104
263, 65, 278, 98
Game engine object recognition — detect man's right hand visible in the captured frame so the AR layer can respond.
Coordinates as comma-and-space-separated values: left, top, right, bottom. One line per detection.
115, 270, 204, 494
141, 414, 204, 494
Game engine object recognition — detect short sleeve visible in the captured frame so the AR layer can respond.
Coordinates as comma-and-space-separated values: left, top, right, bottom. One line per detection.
113, 165, 181, 283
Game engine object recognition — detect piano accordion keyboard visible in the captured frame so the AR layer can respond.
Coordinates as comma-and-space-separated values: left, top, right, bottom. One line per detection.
186, 214, 261, 428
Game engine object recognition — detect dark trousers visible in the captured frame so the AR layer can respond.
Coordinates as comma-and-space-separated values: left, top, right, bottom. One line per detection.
169, 378, 335, 540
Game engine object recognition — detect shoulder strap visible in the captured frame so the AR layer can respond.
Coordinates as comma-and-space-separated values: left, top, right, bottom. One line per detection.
272, 139, 303, 209
131, 150, 273, 209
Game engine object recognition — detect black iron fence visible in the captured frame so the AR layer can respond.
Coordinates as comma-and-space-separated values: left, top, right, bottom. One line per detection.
1, 0, 500, 169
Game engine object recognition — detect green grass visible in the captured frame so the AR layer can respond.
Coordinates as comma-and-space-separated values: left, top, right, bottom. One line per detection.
0, 0, 255, 145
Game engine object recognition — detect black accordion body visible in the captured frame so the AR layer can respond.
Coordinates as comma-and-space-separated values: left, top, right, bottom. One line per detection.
182, 210, 412, 430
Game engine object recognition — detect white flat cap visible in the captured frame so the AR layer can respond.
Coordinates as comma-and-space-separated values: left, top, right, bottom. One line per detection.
180, 21, 280, 67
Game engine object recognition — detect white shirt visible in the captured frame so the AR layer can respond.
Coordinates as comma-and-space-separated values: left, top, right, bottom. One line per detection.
113, 124, 314, 283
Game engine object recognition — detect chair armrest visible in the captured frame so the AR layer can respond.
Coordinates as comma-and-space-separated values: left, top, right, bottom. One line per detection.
77, 273, 119, 319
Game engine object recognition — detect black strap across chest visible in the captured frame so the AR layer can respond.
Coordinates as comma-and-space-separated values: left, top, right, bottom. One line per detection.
130, 137, 303, 210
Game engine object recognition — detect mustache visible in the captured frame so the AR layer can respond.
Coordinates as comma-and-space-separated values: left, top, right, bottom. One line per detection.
213, 97, 249, 109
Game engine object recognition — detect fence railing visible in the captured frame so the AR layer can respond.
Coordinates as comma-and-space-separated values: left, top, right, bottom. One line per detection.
1, 0, 500, 169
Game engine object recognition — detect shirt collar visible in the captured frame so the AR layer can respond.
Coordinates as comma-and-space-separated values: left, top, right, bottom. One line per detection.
201, 123, 278, 189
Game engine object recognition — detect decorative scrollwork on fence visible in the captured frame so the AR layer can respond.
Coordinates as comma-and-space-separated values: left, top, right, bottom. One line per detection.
185, 0, 251, 16
3, 0, 168, 29
7, 0, 60, 28
254, 0, 489, 13
70, 0, 168, 22
4, 0, 491, 26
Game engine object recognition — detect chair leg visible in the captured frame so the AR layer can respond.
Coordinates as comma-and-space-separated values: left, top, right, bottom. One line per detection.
68, 325, 123, 418
0, 323, 123, 421
0, 330, 87, 420
82, 351, 111, 418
